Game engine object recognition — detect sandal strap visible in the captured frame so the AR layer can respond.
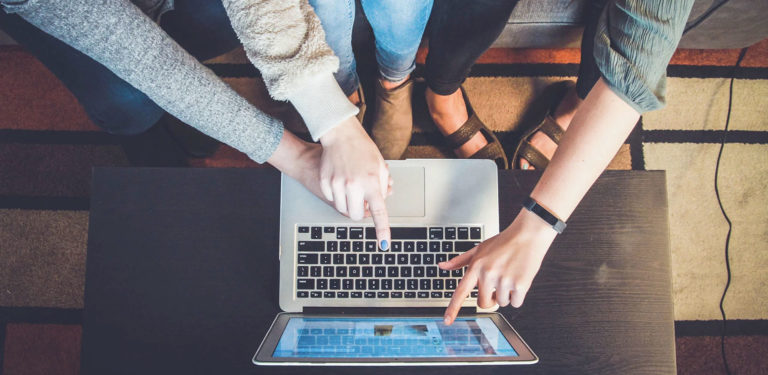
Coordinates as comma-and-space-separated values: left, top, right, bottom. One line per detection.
540, 116, 564, 144
469, 139, 508, 169
445, 113, 483, 150
519, 141, 550, 169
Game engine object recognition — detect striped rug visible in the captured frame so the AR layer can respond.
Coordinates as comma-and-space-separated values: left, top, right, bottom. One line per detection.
1, 39, 767, 374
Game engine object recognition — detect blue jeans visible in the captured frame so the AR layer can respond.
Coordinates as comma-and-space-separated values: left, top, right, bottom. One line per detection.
308, 0, 433, 96
0, 0, 240, 135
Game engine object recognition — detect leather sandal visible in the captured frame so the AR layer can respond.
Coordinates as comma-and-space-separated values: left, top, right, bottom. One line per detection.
511, 81, 574, 170
443, 86, 509, 169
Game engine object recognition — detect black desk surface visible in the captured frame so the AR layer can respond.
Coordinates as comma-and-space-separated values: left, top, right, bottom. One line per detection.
82, 168, 674, 374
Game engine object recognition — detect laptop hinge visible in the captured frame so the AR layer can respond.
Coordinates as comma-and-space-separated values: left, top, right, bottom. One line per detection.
302, 307, 476, 316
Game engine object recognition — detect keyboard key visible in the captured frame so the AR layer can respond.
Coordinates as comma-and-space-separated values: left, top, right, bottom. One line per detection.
397, 254, 409, 264
298, 226, 309, 233
352, 292, 363, 298
410, 254, 421, 265
372, 254, 383, 264
355, 279, 367, 290
423, 254, 435, 264
439, 268, 450, 277
345, 254, 357, 265
317, 279, 328, 290
311, 291, 322, 298
297, 279, 314, 289
340, 241, 351, 252
395, 279, 405, 290
297, 266, 308, 277
384, 254, 395, 264
405, 292, 416, 298
387, 266, 399, 277
455, 241, 478, 252
362, 267, 373, 277
337, 227, 348, 239
330, 279, 340, 290
333, 254, 344, 264
353, 241, 364, 252
417, 242, 428, 252
407, 280, 418, 290
446, 279, 457, 290
364, 291, 376, 298
310, 266, 321, 277
338, 291, 349, 298
375, 266, 386, 277
365, 227, 377, 239
311, 226, 322, 239
452, 269, 463, 277
323, 266, 334, 277
429, 228, 443, 239
327, 241, 338, 252
390, 227, 428, 239
420, 279, 431, 290
436, 254, 447, 263
458, 227, 469, 239
442, 242, 453, 252
429, 242, 441, 252
471, 291, 479, 298
365, 241, 376, 252
343, 279, 353, 290
392, 241, 402, 252
381, 279, 392, 290
391, 292, 403, 298
298, 241, 324, 252
320, 254, 331, 264
431, 292, 442, 298
349, 266, 360, 277
359, 254, 370, 264
336, 266, 347, 277
418, 291, 429, 299
297, 291, 308, 298
350, 227, 364, 239
433, 279, 444, 290
324, 291, 336, 298
404, 241, 415, 252
400, 266, 412, 277
426, 266, 437, 277
470, 227, 482, 239
414, 266, 425, 277
324, 226, 335, 233
445, 227, 456, 239
378, 292, 389, 298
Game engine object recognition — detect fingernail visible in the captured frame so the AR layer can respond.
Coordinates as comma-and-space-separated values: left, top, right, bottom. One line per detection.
380, 240, 389, 250
443, 316, 451, 325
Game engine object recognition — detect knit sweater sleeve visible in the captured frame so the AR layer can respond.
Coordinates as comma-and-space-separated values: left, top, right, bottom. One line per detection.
223, 0, 358, 141
592, 0, 694, 113
3, 0, 284, 163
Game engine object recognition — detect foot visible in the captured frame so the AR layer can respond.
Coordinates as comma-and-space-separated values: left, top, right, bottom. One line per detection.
425, 87, 487, 158
370, 75, 414, 160
519, 87, 582, 169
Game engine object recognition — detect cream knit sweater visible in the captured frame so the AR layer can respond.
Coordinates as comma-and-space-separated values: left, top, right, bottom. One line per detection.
4, 0, 357, 163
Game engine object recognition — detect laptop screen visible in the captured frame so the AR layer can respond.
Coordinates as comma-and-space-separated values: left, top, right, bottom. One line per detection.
273, 317, 519, 358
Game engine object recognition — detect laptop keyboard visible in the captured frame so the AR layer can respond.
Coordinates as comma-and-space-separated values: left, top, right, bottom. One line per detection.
295, 225, 481, 300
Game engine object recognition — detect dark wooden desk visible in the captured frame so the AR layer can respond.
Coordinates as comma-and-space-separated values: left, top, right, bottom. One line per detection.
82, 168, 674, 374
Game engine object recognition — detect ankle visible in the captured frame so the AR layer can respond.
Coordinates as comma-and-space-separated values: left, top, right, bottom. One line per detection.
425, 88, 468, 134
380, 75, 409, 91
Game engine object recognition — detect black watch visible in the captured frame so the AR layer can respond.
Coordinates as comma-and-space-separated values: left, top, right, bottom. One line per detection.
522, 197, 567, 234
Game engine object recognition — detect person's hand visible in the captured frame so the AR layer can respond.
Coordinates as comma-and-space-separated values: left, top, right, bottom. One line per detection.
319, 116, 392, 249
439, 209, 559, 325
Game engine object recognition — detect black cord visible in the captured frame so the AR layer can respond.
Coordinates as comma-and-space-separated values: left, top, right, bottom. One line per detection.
715, 46, 747, 375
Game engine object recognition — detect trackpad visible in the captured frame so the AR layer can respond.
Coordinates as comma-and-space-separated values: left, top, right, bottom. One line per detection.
386, 166, 425, 217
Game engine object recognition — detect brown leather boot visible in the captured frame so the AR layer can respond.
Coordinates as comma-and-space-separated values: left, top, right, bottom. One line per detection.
371, 78, 414, 160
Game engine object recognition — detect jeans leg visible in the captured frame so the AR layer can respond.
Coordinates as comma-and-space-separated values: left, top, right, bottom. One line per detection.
425, 0, 518, 95
308, 0, 358, 96
575, 0, 610, 99
0, 11, 164, 135
360, 0, 433, 82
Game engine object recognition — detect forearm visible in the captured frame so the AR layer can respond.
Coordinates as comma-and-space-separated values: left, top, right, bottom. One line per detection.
11, 0, 283, 163
529, 78, 640, 222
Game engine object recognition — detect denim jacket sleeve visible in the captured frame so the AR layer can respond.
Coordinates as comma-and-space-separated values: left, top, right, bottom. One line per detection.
593, 0, 695, 113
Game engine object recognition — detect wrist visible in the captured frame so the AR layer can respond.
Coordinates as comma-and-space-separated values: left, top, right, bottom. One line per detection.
318, 116, 360, 147
267, 131, 312, 176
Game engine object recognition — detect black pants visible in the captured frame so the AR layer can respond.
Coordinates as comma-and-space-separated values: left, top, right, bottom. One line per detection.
425, 0, 608, 99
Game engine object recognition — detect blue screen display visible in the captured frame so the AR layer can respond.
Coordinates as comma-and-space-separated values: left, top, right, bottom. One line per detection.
273, 317, 519, 358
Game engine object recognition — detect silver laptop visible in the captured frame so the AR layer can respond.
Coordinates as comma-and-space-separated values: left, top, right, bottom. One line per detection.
254, 159, 537, 365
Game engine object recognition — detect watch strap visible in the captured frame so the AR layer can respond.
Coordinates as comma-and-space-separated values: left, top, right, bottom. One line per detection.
522, 197, 567, 234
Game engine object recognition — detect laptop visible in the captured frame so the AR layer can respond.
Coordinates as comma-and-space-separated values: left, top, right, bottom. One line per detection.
254, 159, 538, 365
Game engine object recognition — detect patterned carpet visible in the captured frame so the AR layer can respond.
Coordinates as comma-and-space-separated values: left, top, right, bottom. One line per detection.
1, 38, 768, 374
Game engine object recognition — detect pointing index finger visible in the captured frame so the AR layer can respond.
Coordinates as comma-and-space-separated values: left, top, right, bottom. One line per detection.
444, 269, 478, 325
365, 190, 391, 251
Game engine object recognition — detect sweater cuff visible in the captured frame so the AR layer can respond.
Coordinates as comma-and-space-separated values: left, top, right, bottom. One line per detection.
287, 73, 359, 142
